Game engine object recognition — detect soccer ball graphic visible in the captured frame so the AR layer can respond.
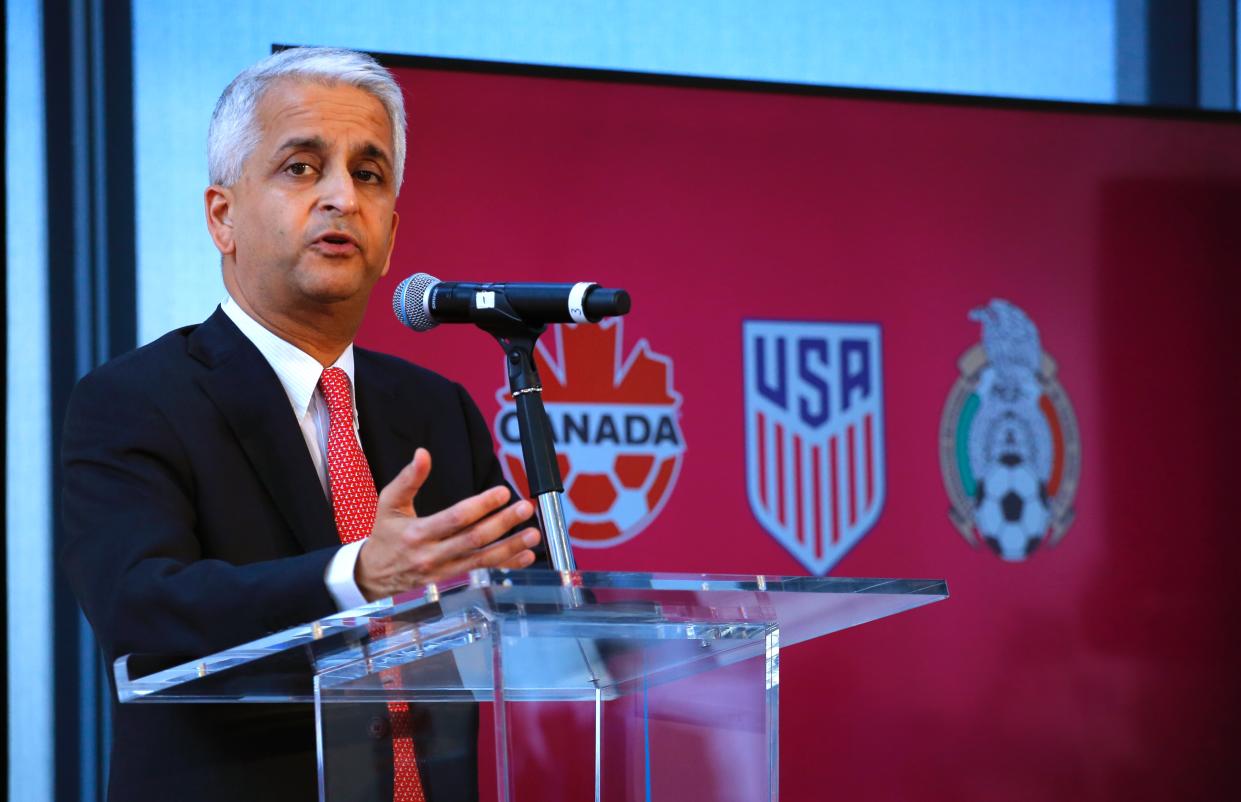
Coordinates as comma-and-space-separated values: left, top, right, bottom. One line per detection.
973, 457, 1050, 560
504, 449, 679, 545
564, 451, 678, 543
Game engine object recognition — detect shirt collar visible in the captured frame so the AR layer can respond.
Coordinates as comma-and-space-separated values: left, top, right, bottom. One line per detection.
221, 295, 356, 420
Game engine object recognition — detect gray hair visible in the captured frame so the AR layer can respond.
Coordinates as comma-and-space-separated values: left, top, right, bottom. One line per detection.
207, 47, 407, 193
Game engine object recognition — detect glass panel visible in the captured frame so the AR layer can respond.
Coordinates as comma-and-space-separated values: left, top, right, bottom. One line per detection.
115, 570, 946, 704
477, 638, 777, 802
117, 570, 941, 801
315, 671, 483, 802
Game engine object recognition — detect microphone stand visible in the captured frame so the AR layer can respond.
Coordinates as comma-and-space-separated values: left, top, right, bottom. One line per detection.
474, 299, 577, 574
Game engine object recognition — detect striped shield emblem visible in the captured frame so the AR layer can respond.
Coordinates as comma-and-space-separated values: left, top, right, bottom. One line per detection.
743, 321, 886, 575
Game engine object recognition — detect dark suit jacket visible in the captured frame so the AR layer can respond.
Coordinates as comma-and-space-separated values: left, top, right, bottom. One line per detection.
61, 308, 508, 801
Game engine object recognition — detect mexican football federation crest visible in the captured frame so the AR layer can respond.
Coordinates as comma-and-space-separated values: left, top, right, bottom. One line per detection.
744, 321, 886, 575
939, 299, 1081, 561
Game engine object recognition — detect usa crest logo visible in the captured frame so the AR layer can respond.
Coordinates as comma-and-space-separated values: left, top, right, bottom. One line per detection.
938, 299, 1081, 561
494, 319, 684, 548
744, 321, 886, 575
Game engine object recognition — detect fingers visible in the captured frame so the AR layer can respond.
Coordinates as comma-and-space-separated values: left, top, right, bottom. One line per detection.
495, 540, 540, 569
416, 484, 513, 542
372, 464, 543, 588
438, 527, 542, 577
377, 448, 432, 517
416, 496, 531, 565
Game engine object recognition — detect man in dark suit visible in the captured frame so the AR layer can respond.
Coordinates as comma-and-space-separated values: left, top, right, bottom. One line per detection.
60, 47, 539, 801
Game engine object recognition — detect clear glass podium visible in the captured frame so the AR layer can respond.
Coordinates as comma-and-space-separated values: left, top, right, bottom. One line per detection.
115, 570, 947, 801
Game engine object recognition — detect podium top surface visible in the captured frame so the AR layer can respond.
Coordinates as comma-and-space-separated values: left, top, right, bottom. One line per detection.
115, 569, 947, 704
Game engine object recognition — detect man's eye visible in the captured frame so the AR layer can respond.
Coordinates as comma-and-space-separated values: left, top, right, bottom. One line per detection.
286, 162, 314, 176
354, 169, 381, 183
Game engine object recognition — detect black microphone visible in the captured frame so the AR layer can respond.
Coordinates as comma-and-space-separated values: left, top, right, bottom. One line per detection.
392, 273, 631, 332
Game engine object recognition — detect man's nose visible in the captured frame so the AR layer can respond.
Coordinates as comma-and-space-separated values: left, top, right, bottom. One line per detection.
319, 165, 359, 215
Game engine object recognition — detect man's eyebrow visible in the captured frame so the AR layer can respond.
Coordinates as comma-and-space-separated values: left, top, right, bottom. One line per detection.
274, 136, 328, 156
272, 136, 392, 166
358, 142, 392, 166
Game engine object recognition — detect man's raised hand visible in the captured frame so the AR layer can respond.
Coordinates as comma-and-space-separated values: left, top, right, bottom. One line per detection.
354, 448, 541, 600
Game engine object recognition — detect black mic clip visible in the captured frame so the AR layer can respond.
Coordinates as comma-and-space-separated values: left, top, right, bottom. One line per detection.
484, 316, 559, 493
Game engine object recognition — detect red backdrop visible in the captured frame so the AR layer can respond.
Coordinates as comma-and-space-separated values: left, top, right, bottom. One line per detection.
356, 59, 1241, 801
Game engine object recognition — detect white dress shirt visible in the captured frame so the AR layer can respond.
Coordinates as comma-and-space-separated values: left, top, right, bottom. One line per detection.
221, 296, 369, 610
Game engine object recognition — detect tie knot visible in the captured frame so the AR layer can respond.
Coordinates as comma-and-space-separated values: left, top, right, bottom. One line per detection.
319, 367, 354, 419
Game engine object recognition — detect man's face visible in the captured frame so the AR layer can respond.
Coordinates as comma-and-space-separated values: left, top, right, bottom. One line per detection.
215, 79, 399, 320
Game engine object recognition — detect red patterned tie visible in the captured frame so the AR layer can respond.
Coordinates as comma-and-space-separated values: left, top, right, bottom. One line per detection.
319, 367, 426, 802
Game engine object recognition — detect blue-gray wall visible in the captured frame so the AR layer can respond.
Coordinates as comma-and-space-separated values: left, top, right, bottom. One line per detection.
130, 0, 1119, 344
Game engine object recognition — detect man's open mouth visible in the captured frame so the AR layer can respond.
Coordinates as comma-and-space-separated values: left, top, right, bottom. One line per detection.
314, 232, 358, 252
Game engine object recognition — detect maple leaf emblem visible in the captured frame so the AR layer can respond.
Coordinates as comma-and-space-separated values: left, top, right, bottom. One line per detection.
492, 319, 685, 549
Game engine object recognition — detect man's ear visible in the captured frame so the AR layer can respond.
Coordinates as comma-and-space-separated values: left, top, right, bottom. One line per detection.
379, 210, 400, 277
204, 185, 236, 255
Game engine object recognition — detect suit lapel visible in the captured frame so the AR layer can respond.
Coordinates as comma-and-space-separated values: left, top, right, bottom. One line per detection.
189, 309, 340, 554
354, 351, 421, 490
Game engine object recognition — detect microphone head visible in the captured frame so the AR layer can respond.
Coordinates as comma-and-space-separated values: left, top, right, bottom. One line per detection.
392, 273, 440, 332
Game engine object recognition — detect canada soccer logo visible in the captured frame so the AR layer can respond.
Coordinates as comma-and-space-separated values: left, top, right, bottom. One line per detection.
493, 319, 684, 548
939, 299, 1081, 561
744, 320, 886, 575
